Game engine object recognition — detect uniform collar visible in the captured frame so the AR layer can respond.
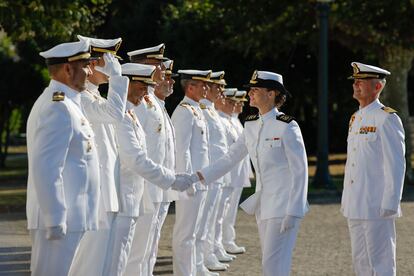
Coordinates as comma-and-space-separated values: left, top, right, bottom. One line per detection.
358, 99, 381, 116
49, 79, 82, 107
86, 80, 99, 92
218, 110, 230, 118
260, 107, 278, 122
183, 96, 199, 106
126, 101, 135, 110
148, 86, 155, 95
156, 97, 165, 107
199, 98, 214, 108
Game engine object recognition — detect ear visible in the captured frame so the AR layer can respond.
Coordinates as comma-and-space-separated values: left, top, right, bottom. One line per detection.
375, 81, 383, 91
63, 63, 73, 77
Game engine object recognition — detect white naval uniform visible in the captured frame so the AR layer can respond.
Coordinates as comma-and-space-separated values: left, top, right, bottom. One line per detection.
70, 77, 129, 276
126, 89, 178, 276
148, 96, 179, 276
222, 114, 252, 248
103, 103, 176, 276
26, 80, 100, 276
341, 99, 405, 276
200, 108, 308, 276
172, 96, 209, 276
212, 111, 239, 256
197, 100, 228, 268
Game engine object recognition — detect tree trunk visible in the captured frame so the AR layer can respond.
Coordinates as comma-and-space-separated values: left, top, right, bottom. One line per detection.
379, 47, 414, 184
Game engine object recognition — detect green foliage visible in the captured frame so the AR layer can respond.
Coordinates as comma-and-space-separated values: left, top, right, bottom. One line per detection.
0, 0, 112, 45
331, 0, 414, 52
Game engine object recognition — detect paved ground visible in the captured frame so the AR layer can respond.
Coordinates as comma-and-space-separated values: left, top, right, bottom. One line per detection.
1, 201, 414, 275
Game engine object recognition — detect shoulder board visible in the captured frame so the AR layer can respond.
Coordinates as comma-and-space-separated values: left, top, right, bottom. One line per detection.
245, 114, 259, 121
276, 114, 295, 123
52, 91, 65, 102
180, 102, 191, 108
381, 106, 397, 114
199, 103, 207, 109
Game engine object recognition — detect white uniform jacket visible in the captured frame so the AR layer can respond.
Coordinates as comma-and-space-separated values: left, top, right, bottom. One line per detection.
172, 96, 209, 200
155, 97, 179, 202
231, 115, 253, 188
81, 77, 129, 213
218, 111, 239, 188
199, 99, 228, 186
114, 103, 175, 217
27, 80, 100, 231
341, 99, 405, 219
200, 108, 309, 220
134, 90, 168, 203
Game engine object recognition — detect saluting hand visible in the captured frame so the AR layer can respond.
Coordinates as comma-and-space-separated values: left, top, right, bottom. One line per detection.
95, 53, 122, 77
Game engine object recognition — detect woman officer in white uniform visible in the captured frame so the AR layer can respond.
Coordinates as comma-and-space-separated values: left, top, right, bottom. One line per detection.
193, 70, 309, 276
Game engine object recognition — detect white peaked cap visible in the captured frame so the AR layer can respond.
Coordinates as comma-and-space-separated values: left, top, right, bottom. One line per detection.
223, 88, 238, 97
39, 40, 94, 65
178, 69, 212, 82
121, 63, 156, 85
349, 62, 391, 79
127, 43, 167, 61
77, 35, 122, 48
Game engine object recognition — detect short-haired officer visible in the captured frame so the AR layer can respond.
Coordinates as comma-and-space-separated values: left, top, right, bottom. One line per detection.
342, 62, 405, 276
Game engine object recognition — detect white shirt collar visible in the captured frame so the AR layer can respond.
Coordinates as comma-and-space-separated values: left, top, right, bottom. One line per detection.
126, 101, 135, 110
260, 107, 278, 122
358, 99, 381, 115
199, 98, 214, 107
148, 86, 155, 95
86, 80, 99, 92
183, 96, 199, 106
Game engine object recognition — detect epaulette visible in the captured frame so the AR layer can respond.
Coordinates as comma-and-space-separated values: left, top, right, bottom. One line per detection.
180, 102, 191, 108
199, 103, 207, 109
144, 95, 155, 109
276, 114, 295, 123
180, 102, 201, 119
52, 91, 65, 102
245, 114, 259, 121
381, 106, 397, 114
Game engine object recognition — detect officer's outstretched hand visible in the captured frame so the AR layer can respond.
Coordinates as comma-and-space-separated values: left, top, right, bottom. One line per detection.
95, 53, 122, 78
186, 183, 197, 197
380, 208, 397, 218
172, 173, 194, 191
46, 224, 67, 240
280, 215, 296, 234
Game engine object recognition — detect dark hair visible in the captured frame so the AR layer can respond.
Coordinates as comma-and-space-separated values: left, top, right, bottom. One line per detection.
271, 89, 286, 108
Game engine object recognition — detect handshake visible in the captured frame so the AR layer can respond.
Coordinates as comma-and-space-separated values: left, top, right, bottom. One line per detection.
171, 172, 203, 193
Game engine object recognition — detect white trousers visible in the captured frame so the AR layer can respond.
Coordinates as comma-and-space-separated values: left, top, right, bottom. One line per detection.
69, 213, 115, 276
348, 219, 396, 276
30, 229, 84, 276
172, 190, 207, 276
125, 205, 158, 276
148, 202, 171, 276
222, 187, 243, 246
197, 185, 221, 264
257, 217, 300, 276
214, 187, 233, 253
103, 216, 137, 276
